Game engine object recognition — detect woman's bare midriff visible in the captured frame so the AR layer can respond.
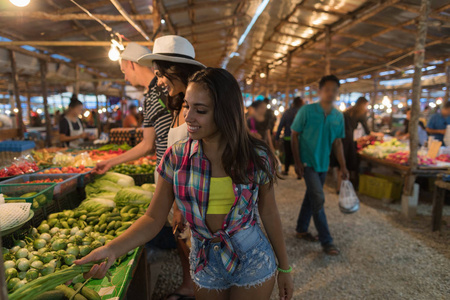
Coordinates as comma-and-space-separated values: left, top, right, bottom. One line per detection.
206, 214, 227, 242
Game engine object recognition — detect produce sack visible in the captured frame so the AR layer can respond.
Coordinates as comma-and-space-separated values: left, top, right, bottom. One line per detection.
339, 180, 359, 214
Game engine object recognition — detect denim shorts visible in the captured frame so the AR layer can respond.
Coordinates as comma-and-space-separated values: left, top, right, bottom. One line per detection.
189, 225, 277, 290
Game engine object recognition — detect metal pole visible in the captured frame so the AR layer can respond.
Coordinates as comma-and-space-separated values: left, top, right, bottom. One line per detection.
95, 81, 102, 137
25, 81, 32, 124
265, 66, 270, 98
251, 74, 256, 101
445, 63, 450, 103
74, 64, 80, 96
404, 0, 430, 218
285, 53, 291, 107
40, 59, 52, 147
371, 73, 378, 131
9, 50, 24, 137
325, 26, 331, 75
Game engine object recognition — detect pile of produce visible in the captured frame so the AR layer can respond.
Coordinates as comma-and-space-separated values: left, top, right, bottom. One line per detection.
38, 166, 92, 174
32, 148, 67, 166
385, 151, 436, 166
356, 135, 384, 150
3, 172, 154, 297
24, 179, 64, 184
359, 138, 408, 158
0, 161, 39, 178
436, 154, 450, 162
52, 153, 94, 168
96, 143, 132, 152
111, 163, 156, 175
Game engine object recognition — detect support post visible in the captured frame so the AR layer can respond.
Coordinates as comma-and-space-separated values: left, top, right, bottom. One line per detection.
95, 81, 102, 137
265, 66, 270, 98
251, 74, 256, 101
389, 90, 394, 130
25, 81, 32, 124
74, 64, 80, 95
325, 26, 331, 75
9, 50, 24, 137
445, 63, 450, 103
40, 60, 52, 147
285, 53, 291, 107
404, 0, 430, 218
371, 73, 378, 131
153, 0, 161, 38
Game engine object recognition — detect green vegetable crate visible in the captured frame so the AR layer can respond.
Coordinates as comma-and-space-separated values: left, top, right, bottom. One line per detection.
0, 183, 55, 210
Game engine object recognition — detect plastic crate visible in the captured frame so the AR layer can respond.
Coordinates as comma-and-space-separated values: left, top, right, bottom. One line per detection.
130, 173, 155, 186
0, 183, 55, 210
1, 173, 81, 200
38, 167, 93, 188
359, 174, 402, 202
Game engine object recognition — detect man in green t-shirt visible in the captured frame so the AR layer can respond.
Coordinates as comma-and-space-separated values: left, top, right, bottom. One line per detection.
291, 75, 349, 256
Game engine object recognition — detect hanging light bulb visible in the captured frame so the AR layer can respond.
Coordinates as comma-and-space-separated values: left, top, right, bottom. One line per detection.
111, 39, 124, 51
108, 44, 120, 61
274, 110, 280, 116
339, 102, 346, 111
260, 72, 266, 78
10, 0, 30, 7
279, 106, 285, 112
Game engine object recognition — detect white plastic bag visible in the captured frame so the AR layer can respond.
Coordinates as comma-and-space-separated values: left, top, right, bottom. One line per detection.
339, 180, 359, 214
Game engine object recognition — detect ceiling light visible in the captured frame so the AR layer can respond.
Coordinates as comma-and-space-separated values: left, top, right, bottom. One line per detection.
36, 109, 42, 114
291, 40, 301, 47
368, 105, 372, 109
274, 110, 279, 116
386, 108, 392, 113
161, 19, 166, 24
379, 105, 385, 109
260, 72, 266, 78
108, 44, 120, 61
111, 39, 124, 51
10, 0, 30, 7
267, 104, 271, 109
5, 110, 11, 115
339, 102, 346, 111
374, 104, 379, 109
13, 108, 19, 113
436, 98, 442, 105
279, 106, 285, 112
83, 111, 90, 117
272, 99, 277, 105
382, 95, 390, 106
102, 108, 107, 112
246, 78, 253, 85
429, 102, 436, 108
398, 103, 403, 108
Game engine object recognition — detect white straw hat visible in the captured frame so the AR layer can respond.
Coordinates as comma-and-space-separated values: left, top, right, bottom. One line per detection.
137, 35, 205, 68
121, 43, 151, 63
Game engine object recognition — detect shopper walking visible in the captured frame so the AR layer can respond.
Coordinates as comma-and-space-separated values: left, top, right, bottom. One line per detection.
93, 42, 171, 174
247, 100, 276, 153
426, 101, 450, 142
291, 75, 348, 255
76, 68, 293, 300
138, 35, 205, 300
275, 97, 303, 176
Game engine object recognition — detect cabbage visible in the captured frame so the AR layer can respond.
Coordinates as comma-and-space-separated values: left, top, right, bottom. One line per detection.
100, 172, 135, 187
88, 192, 116, 200
85, 179, 122, 196
78, 198, 116, 211
114, 186, 152, 206
141, 183, 156, 192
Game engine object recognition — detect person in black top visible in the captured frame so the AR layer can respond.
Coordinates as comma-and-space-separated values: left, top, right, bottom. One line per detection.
263, 97, 276, 133
247, 100, 276, 153
275, 97, 303, 175
59, 96, 93, 147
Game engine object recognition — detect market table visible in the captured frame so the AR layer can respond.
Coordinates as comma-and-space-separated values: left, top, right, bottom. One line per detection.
432, 179, 449, 232
82, 247, 150, 300
359, 153, 449, 216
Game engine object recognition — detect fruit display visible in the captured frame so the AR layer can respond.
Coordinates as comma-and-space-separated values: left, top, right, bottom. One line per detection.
38, 166, 92, 174
32, 148, 67, 166
385, 151, 436, 166
24, 179, 64, 184
3, 172, 152, 298
356, 135, 384, 150
4, 191, 51, 209
111, 163, 156, 175
436, 154, 450, 162
0, 161, 39, 178
359, 138, 408, 159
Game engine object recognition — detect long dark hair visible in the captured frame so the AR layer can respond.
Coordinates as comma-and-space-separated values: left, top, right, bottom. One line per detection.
153, 60, 204, 112
189, 68, 278, 186
347, 97, 368, 118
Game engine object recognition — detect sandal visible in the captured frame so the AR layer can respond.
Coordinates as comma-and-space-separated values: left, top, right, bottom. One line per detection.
323, 243, 340, 256
165, 293, 195, 300
295, 232, 319, 242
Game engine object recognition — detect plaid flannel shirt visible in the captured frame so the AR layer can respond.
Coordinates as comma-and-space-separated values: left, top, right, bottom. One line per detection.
157, 138, 272, 274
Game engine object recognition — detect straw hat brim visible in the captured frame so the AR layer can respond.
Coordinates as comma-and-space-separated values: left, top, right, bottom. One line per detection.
137, 53, 206, 68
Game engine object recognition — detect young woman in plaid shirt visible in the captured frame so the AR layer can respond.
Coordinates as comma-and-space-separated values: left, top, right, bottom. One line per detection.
77, 68, 293, 300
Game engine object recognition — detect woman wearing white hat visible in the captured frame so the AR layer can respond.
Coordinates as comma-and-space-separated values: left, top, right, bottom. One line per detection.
139, 35, 205, 300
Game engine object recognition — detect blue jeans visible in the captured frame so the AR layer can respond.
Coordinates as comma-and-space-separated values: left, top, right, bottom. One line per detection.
296, 167, 333, 246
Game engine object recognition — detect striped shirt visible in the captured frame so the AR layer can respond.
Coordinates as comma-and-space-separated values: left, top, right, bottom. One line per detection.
157, 138, 273, 274
143, 77, 172, 165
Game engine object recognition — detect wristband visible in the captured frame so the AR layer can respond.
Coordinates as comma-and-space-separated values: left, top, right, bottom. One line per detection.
277, 265, 292, 273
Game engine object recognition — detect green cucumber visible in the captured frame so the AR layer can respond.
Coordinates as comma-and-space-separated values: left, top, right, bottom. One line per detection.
74, 283, 101, 300
55, 284, 87, 300
35, 290, 66, 300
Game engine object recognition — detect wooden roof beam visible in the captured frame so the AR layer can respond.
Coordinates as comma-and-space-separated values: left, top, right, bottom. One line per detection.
166, 0, 243, 14
157, 0, 177, 34
298, 5, 345, 17
127, 0, 150, 33
55, 0, 129, 14
393, 3, 450, 23
177, 14, 241, 30
338, 33, 403, 51
0, 11, 152, 22
0, 41, 153, 47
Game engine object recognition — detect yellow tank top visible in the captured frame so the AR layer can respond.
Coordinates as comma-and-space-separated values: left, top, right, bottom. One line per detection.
207, 177, 235, 215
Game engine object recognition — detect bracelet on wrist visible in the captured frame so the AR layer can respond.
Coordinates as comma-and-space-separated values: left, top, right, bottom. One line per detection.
277, 265, 292, 273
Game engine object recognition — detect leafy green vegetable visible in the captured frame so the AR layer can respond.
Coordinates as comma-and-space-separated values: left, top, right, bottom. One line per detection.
141, 183, 156, 192
85, 179, 122, 196
99, 172, 135, 187
114, 186, 152, 206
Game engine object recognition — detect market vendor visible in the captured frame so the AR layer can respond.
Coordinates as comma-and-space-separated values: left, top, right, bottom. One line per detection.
426, 101, 450, 142
59, 97, 94, 147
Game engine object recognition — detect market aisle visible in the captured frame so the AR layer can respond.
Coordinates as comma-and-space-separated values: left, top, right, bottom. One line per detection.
151, 174, 450, 299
